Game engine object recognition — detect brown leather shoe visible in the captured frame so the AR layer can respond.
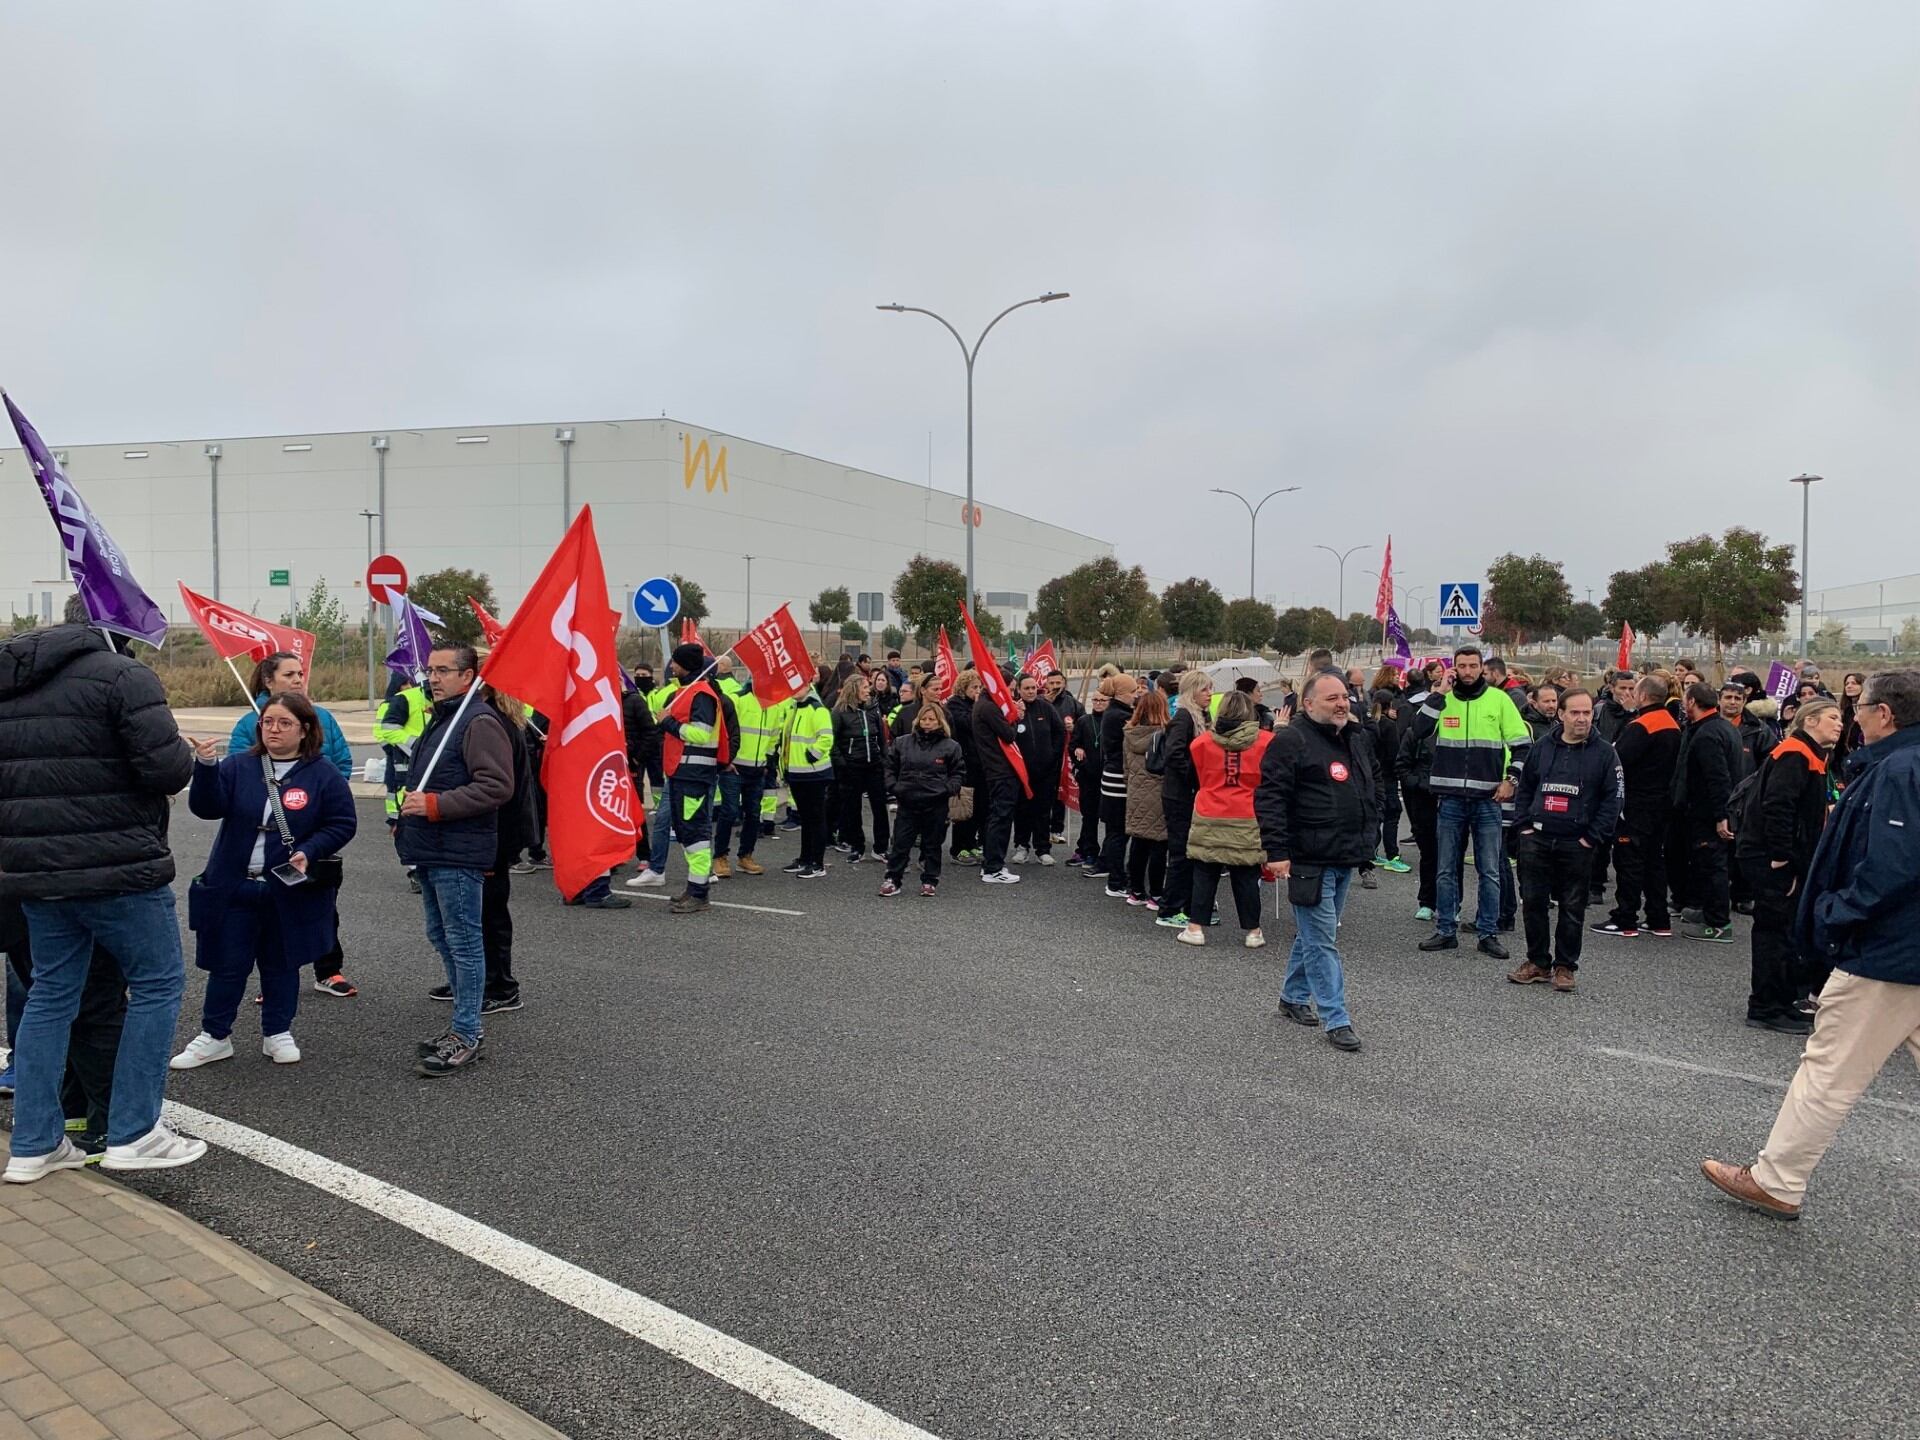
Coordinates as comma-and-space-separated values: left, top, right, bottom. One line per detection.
1551, 965, 1576, 992
1507, 961, 1551, 985
735, 856, 765, 876
1700, 1160, 1800, 1220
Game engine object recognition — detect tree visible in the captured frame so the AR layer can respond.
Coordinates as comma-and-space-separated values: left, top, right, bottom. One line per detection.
284, 578, 349, 661
839, 620, 867, 643
891, 555, 968, 644
1814, 618, 1848, 655
665, 574, 709, 627
1063, 557, 1155, 649
1033, 575, 1077, 644
1131, 594, 1166, 646
1563, 602, 1605, 644
1483, 553, 1573, 651
1603, 562, 1683, 653
407, 568, 497, 648
1160, 577, 1226, 649
1662, 527, 1801, 674
1271, 606, 1316, 657
809, 586, 851, 652
1899, 616, 1920, 655
881, 624, 906, 653
1223, 598, 1278, 652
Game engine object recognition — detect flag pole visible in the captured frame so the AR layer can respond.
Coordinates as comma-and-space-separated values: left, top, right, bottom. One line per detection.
224, 656, 263, 714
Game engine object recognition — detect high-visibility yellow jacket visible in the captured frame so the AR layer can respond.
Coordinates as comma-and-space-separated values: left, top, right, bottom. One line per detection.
783, 692, 833, 777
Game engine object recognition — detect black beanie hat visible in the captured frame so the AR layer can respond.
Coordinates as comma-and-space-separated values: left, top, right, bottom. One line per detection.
672, 643, 706, 675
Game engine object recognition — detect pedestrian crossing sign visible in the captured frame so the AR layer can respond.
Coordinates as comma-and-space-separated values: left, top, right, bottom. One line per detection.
1439, 582, 1480, 625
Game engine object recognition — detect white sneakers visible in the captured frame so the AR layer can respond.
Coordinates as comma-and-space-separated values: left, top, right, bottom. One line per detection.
1177, 927, 1207, 946
1011, 846, 1031, 865
1245, 930, 1267, 949
101, 1124, 207, 1172
1038, 854, 1057, 867
3, 1137, 92, 1184
262, 1033, 301, 1065
981, 869, 1022, 884
170, 1033, 233, 1070
626, 868, 667, 889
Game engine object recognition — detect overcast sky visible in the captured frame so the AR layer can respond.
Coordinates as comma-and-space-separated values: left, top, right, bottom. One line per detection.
3, 1, 1914, 619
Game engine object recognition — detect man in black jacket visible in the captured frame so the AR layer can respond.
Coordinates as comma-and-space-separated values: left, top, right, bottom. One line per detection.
1672, 681, 1743, 943
1256, 671, 1378, 1053
0, 623, 202, 1182
1011, 673, 1065, 865
1042, 671, 1081, 845
1508, 690, 1623, 991
1595, 674, 1683, 939
972, 687, 1025, 884
1589, 671, 1639, 903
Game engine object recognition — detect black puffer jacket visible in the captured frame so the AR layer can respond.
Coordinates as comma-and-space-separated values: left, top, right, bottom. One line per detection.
885, 729, 964, 804
831, 702, 889, 768
0, 626, 194, 899
946, 694, 981, 786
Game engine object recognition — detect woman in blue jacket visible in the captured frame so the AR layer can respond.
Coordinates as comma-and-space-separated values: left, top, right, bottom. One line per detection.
226, 651, 360, 996
176, 693, 357, 1069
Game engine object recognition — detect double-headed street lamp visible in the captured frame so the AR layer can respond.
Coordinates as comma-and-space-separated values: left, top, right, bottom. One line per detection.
1789, 473, 1821, 658
1210, 487, 1303, 598
1313, 543, 1372, 624
877, 292, 1069, 609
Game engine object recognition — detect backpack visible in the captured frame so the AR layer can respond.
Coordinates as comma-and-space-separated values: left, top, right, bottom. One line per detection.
1144, 727, 1170, 776
1726, 765, 1765, 840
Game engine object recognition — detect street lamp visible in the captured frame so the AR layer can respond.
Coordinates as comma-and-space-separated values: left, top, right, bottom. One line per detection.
1406, 588, 1432, 631
358, 509, 380, 711
1312, 543, 1373, 625
743, 554, 754, 628
1209, 486, 1302, 598
1790, 473, 1821, 658
877, 291, 1069, 608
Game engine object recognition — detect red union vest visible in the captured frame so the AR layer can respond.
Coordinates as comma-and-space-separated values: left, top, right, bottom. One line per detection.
662, 679, 733, 777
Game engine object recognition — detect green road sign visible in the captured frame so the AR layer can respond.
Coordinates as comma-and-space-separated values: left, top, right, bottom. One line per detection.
269, 570, 290, 586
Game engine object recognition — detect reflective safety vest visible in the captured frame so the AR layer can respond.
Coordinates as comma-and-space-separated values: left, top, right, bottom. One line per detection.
371, 685, 429, 817
722, 677, 772, 766
784, 694, 833, 777
663, 679, 732, 777
648, 680, 682, 720
761, 696, 793, 779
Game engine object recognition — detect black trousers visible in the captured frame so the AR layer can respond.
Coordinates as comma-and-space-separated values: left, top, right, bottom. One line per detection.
1589, 836, 1612, 900
1014, 787, 1054, 856
1675, 827, 1731, 927
836, 761, 890, 856
1610, 824, 1670, 929
1074, 770, 1102, 858
980, 777, 1021, 874
1126, 837, 1167, 899
1050, 793, 1066, 837
1403, 786, 1439, 909
1095, 795, 1129, 877
1189, 861, 1262, 931
1519, 835, 1592, 969
482, 866, 517, 998
1161, 792, 1194, 914
1378, 776, 1403, 860
315, 895, 345, 980
949, 788, 980, 857
792, 779, 831, 867
1742, 856, 1801, 1020
6, 941, 125, 1137
1727, 839, 1750, 905
885, 798, 947, 885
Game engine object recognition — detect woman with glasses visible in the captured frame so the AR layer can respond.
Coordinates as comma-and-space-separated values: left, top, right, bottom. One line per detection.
175, 695, 357, 1069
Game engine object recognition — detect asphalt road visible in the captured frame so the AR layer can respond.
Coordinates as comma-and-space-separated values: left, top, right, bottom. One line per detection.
43, 794, 1920, 1439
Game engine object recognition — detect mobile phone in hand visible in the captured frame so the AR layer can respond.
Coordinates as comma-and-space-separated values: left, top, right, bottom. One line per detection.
270, 862, 309, 887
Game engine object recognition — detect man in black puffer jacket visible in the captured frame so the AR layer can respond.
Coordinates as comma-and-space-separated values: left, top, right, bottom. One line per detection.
0, 622, 200, 1182
1670, 681, 1745, 943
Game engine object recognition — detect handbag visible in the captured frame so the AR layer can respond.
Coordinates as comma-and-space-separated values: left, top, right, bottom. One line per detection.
949, 784, 975, 823
1285, 863, 1327, 908
261, 755, 345, 891
1144, 728, 1170, 776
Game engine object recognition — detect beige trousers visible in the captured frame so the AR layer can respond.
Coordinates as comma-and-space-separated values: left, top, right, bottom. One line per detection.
1753, 970, 1920, 1205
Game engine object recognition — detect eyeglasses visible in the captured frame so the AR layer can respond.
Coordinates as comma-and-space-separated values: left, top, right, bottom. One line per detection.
260, 718, 302, 730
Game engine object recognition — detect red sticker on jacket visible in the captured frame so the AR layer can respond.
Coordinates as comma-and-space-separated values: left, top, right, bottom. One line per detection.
1443, 716, 1462, 728
282, 788, 309, 811
1329, 762, 1350, 782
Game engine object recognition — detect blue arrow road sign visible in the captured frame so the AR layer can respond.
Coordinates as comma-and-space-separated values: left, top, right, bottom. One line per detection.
1438, 582, 1481, 625
633, 576, 682, 628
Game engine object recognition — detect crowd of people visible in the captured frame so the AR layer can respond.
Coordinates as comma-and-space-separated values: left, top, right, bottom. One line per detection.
1, 603, 1917, 1222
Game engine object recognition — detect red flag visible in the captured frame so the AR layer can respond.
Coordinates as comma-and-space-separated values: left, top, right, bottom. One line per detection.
1024, 639, 1059, 680
480, 507, 637, 899
933, 626, 958, 700
1057, 744, 1079, 810
1616, 621, 1634, 671
733, 604, 814, 706
681, 615, 701, 646
960, 601, 1032, 799
467, 596, 505, 647
178, 583, 316, 667
1374, 536, 1394, 624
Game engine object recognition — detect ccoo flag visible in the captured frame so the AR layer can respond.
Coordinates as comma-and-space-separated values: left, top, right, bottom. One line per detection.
733, 603, 814, 706
481, 506, 636, 899
933, 626, 958, 700
5, 391, 168, 646
1023, 639, 1059, 680
178, 584, 315, 667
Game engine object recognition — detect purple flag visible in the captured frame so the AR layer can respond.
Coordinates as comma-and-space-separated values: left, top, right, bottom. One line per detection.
4, 391, 168, 647
385, 592, 434, 680
1384, 603, 1414, 668
1766, 661, 1797, 702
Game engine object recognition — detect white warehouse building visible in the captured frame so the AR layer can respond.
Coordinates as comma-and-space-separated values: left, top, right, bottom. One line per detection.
0, 417, 1113, 639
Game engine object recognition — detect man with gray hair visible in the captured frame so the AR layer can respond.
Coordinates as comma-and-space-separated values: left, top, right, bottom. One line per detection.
1703, 669, 1920, 1218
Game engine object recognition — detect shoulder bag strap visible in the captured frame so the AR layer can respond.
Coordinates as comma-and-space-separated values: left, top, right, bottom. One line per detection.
260, 754, 298, 855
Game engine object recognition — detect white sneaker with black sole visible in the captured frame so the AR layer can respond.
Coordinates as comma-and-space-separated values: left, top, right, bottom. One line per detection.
981, 869, 1022, 884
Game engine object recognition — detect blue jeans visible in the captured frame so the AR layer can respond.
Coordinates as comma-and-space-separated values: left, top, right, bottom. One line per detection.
418, 868, 485, 1044
1283, 867, 1353, 1032
713, 766, 764, 859
648, 779, 676, 873
13, 889, 183, 1154
1435, 796, 1506, 938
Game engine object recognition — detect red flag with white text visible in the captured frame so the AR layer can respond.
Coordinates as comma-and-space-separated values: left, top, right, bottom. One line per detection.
1058, 745, 1079, 810
1616, 622, 1634, 671
733, 604, 814, 706
1374, 537, 1394, 624
480, 507, 637, 898
178, 583, 316, 668
933, 627, 958, 700
960, 601, 1031, 798
1023, 639, 1059, 680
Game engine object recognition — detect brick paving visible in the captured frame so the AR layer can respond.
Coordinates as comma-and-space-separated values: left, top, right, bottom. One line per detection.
0, 1157, 562, 1440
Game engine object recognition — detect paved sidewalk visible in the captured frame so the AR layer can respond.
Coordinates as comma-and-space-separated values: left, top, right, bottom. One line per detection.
0, 1153, 565, 1440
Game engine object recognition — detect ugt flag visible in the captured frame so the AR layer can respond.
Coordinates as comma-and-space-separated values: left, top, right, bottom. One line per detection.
1384, 603, 1413, 668
385, 592, 434, 681
961, 600, 1031, 799
178, 583, 316, 667
481, 506, 636, 898
5, 391, 168, 646
733, 603, 813, 706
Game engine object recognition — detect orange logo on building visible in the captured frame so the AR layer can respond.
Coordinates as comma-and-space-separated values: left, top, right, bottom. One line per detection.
683, 433, 728, 494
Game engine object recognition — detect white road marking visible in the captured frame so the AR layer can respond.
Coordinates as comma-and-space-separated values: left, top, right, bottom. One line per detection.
1596, 1047, 1920, 1119
631, 892, 807, 917
163, 1101, 942, 1440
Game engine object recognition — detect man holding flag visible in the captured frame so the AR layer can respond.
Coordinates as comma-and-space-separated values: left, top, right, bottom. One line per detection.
653, 641, 738, 914
963, 602, 1031, 884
